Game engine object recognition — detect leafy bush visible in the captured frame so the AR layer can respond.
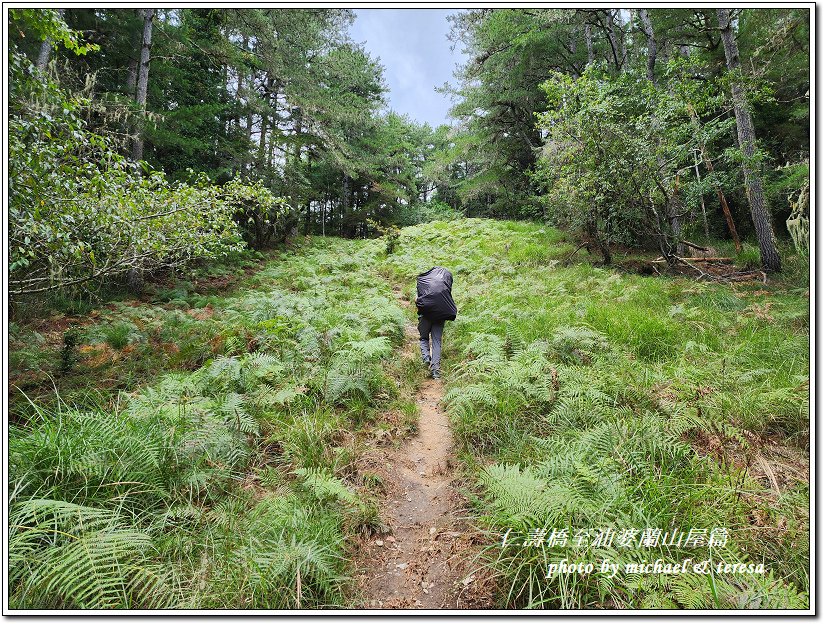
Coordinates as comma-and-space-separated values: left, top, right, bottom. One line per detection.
9, 97, 245, 298
533, 58, 736, 263
219, 178, 297, 250
8, 35, 299, 303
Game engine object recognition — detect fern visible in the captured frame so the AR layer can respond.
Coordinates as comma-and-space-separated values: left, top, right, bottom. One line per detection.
218, 392, 258, 434
444, 383, 497, 412
463, 332, 507, 361
10, 407, 169, 507
206, 494, 348, 608
243, 351, 284, 384
346, 336, 393, 360
478, 463, 568, 528
295, 467, 361, 507
9, 499, 173, 609
550, 325, 610, 364
324, 361, 376, 404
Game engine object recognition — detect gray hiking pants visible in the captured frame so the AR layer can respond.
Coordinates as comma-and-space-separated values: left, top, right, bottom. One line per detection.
418, 315, 444, 372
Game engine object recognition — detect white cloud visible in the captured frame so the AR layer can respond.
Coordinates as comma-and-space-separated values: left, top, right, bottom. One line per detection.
350, 9, 466, 127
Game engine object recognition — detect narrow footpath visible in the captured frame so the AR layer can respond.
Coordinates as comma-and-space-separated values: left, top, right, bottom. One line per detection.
354, 293, 490, 609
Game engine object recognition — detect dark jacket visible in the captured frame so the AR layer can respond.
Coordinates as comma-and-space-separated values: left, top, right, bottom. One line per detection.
416, 267, 457, 322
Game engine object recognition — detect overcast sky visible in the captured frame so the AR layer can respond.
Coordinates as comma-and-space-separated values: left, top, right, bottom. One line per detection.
350, 9, 467, 128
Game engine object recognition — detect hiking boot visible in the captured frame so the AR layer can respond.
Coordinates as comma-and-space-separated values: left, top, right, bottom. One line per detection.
431, 369, 441, 380
422, 357, 431, 368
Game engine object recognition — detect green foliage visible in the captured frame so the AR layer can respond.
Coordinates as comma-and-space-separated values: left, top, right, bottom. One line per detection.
8, 235, 411, 609
534, 59, 734, 261
391, 200, 463, 227
9, 499, 170, 609
736, 243, 762, 270
549, 326, 609, 364
443, 8, 808, 252
9, 9, 99, 57
382, 218, 809, 609
8, 70, 245, 298
7, 27, 261, 301
444, 9, 578, 216
59, 327, 82, 373
220, 178, 297, 250
101, 320, 141, 349
367, 219, 401, 254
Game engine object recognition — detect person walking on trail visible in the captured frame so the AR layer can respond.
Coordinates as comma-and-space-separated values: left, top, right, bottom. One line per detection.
415, 267, 457, 379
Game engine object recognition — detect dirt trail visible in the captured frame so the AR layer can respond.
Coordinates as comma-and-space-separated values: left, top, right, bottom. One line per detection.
354, 291, 489, 609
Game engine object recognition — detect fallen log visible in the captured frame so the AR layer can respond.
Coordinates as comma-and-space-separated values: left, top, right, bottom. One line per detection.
680, 239, 710, 252
651, 257, 732, 263
648, 256, 766, 284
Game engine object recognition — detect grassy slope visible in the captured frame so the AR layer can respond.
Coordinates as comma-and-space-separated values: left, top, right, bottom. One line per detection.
382, 218, 809, 609
8, 237, 420, 609
9, 249, 280, 418
8, 219, 810, 609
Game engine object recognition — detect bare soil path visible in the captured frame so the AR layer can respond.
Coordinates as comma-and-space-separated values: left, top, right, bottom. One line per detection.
353, 291, 491, 609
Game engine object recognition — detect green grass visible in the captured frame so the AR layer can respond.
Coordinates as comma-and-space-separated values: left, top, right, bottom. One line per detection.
8, 237, 418, 609
8, 219, 809, 609
383, 218, 809, 609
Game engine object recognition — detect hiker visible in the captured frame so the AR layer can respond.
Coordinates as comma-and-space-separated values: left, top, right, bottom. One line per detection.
415, 266, 457, 379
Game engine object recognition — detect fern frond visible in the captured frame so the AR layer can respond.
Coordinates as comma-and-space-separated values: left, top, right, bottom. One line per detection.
295, 467, 361, 506
218, 392, 258, 434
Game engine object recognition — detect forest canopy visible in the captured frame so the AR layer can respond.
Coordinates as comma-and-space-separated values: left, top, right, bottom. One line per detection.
8, 8, 810, 301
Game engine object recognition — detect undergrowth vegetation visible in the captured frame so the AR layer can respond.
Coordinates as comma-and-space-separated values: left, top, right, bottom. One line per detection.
8, 218, 809, 610
8, 238, 416, 609
382, 218, 809, 609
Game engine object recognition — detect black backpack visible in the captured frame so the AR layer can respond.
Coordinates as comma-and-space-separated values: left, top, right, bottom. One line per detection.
416, 267, 457, 322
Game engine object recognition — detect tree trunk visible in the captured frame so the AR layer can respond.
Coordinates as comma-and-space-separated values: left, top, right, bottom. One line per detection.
268, 79, 281, 170
36, 39, 51, 72
617, 11, 628, 68
292, 112, 303, 209
245, 67, 255, 171
587, 210, 611, 264
125, 9, 142, 97
322, 192, 327, 237
717, 8, 781, 272
126, 58, 138, 96
638, 9, 657, 84
236, 36, 247, 136
303, 152, 312, 234
36, 8, 64, 75
257, 114, 267, 170
669, 195, 684, 257
132, 8, 154, 162
127, 7, 153, 292
342, 174, 351, 237
257, 75, 275, 169
36, 40, 51, 71
693, 150, 709, 239
605, 10, 623, 70
584, 22, 594, 65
